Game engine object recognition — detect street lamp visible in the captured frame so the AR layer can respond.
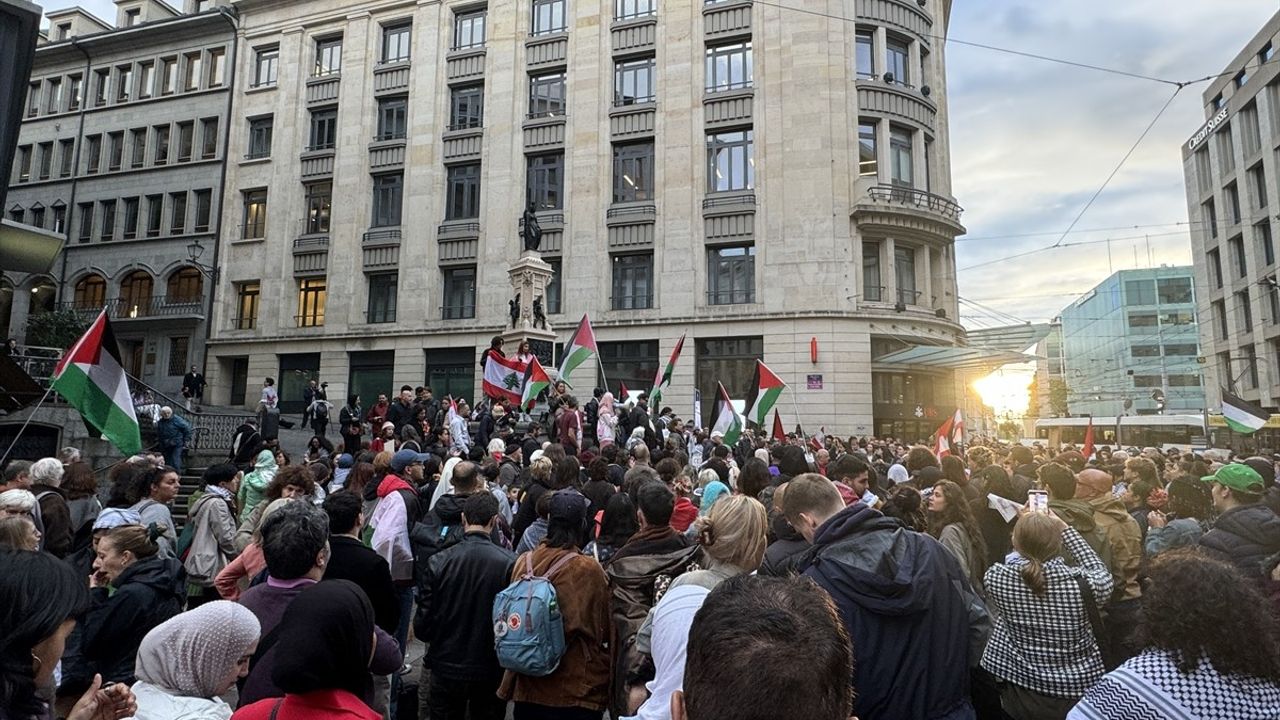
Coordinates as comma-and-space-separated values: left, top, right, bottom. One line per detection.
186, 239, 218, 278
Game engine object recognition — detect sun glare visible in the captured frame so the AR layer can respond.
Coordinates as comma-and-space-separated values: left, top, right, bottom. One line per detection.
973, 367, 1034, 418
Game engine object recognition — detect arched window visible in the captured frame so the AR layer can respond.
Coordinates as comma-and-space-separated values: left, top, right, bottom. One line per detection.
166, 267, 203, 303
73, 274, 107, 309
119, 271, 154, 318
27, 278, 56, 316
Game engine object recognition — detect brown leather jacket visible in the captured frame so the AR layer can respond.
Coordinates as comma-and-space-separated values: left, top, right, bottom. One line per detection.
498, 545, 612, 711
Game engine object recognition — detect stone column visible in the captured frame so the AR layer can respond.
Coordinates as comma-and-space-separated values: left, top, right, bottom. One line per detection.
501, 251, 557, 363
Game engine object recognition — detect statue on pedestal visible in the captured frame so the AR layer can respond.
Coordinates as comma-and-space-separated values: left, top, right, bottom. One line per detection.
532, 296, 548, 330
509, 293, 521, 329
522, 201, 542, 253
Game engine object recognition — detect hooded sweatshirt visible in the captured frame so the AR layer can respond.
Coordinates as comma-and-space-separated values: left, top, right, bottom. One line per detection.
81, 555, 187, 684
238, 451, 278, 524
1199, 503, 1280, 579
802, 502, 989, 720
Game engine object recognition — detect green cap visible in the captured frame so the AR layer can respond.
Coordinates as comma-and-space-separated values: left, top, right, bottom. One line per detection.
1201, 464, 1265, 494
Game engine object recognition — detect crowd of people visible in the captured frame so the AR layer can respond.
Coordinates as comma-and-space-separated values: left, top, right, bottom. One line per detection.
2, 377, 1280, 720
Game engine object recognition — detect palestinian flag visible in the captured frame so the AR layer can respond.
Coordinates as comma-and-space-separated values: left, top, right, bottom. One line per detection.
743, 360, 786, 428
51, 310, 142, 455
710, 382, 743, 445
1221, 387, 1270, 434
649, 333, 686, 409
520, 357, 551, 412
483, 353, 527, 405
618, 380, 630, 403
557, 314, 597, 388
772, 409, 786, 443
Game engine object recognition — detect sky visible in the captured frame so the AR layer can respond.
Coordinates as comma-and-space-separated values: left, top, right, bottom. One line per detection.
31, 0, 1279, 326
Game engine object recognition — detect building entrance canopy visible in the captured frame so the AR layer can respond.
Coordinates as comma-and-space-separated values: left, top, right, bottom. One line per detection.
873, 344, 1031, 371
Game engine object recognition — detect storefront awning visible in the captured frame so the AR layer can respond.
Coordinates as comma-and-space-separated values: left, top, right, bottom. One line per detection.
0, 218, 64, 274
874, 344, 1031, 371
965, 323, 1051, 353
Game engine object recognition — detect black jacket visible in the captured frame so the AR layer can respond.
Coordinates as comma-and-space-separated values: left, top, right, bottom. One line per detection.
81, 556, 186, 684
512, 475, 554, 543
583, 398, 600, 439
1199, 503, 1280, 579
324, 534, 401, 634
416, 532, 515, 680
230, 423, 262, 466
31, 484, 72, 558
387, 400, 415, 434
759, 513, 809, 577
628, 404, 657, 449
801, 503, 988, 720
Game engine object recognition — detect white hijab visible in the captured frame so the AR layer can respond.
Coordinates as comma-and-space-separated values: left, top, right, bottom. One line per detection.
134, 600, 260, 699
429, 457, 464, 511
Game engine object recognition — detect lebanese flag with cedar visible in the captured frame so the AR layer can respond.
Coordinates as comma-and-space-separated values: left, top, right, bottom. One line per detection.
483, 353, 528, 405
52, 309, 142, 455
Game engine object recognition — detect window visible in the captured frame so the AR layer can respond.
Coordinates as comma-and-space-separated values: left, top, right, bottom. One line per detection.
160, 57, 177, 95
93, 69, 109, 106
371, 173, 403, 227
107, 132, 123, 170
1125, 279, 1156, 305
1225, 182, 1241, 224
315, 36, 342, 76
170, 192, 187, 234
1156, 277, 1192, 304
863, 242, 882, 301
36, 142, 51, 179
1195, 148, 1211, 193
531, 0, 566, 35
146, 195, 163, 237
74, 275, 106, 309
1204, 199, 1218, 239
546, 258, 561, 314
1237, 290, 1254, 330
1164, 343, 1198, 356
1132, 375, 1162, 389
1128, 312, 1158, 328
446, 163, 481, 219
183, 52, 201, 91
1242, 104, 1261, 156
858, 121, 878, 177
59, 139, 74, 177
613, 142, 654, 203
1235, 69, 1249, 89
7, 207, 21, 223
886, 36, 909, 85
137, 62, 153, 99
25, 81, 39, 117
309, 108, 337, 150
889, 125, 913, 187
706, 129, 754, 193
248, 116, 273, 159
57, 22, 71, 40
895, 246, 916, 305
382, 23, 411, 63
856, 30, 875, 79
167, 338, 190, 376
85, 135, 101, 174
449, 85, 484, 129
15, 145, 30, 181
1258, 221, 1276, 266
243, 189, 268, 238
1131, 345, 1160, 358
98, 200, 116, 241
453, 10, 486, 49
167, 268, 202, 303
124, 8, 140, 26
207, 47, 226, 87
45, 78, 61, 113
1212, 300, 1228, 340
200, 118, 219, 159
253, 47, 279, 87
705, 41, 752, 92
1271, 286, 1280, 323
1250, 164, 1268, 208
122, 197, 139, 240
235, 282, 260, 329
28, 206, 44, 228
526, 153, 564, 210
176, 121, 194, 162
1230, 235, 1247, 278
612, 253, 653, 309
297, 278, 327, 327
1208, 248, 1223, 288
707, 245, 755, 304
305, 182, 332, 234
442, 267, 476, 319
376, 97, 407, 140
193, 189, 212, 232
1218, 125, 1235, 174
1262, 41, 1275, 63
153, 124, 170, 164
614, 57, 655, 105
367, 273, 398, 323
529, 71, 566, 117
52, 204, 66, 233
77, 203, 93, 242
129, 128, 146, 168
67, 74, 81, 110
616, 0, 654, 19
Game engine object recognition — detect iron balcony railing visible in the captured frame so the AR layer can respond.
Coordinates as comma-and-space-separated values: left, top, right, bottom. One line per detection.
867, 184, 963, 220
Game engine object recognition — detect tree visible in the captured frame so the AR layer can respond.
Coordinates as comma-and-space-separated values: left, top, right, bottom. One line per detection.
1048, 378, 1070, 417
998, 419, 1021, 440
25, 309, 91, 351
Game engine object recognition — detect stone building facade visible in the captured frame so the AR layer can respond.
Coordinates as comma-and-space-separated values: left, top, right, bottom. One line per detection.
206, 0, 968, 435
3, 0, 233, 397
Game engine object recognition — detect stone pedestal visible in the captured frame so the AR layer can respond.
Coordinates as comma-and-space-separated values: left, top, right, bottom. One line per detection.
502, 252, 557, 365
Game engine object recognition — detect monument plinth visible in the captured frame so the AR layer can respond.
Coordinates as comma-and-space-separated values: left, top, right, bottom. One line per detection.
503, 251, 556, 365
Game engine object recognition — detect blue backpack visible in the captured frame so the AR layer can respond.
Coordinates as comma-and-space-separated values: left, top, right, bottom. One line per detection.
492, 551, 579, 677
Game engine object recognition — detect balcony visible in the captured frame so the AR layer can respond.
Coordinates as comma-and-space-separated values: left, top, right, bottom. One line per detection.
852, 184, 965, 241
704, 0, 752, 38
300, 148, 336, 179
369, 139, 406, 170
364, 228, 401, 270
306, 73, 340, 105
293, 235, 329, 277
373, 61, 410, 94
60, 297, 205, 323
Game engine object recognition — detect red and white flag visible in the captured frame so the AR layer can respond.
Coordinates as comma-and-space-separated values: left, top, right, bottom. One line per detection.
482, 354, 528, 405
934, 416, 954, 458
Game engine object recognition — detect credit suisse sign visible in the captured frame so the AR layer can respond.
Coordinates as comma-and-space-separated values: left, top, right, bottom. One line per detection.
1187, 106, 1230, 152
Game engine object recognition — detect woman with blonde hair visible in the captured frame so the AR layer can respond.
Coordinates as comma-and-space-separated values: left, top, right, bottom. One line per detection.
0, 514, 40, 550
629, 495, 768, 719
981, 512, 1112, 720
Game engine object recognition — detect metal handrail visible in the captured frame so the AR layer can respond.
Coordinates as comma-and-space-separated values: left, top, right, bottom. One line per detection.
438, 221, 481, 235
606, 204, 656, 218
702, 194, 756, 209
294, 235, 330, 250
867, 184, 964, 220
363, 228, 402, 244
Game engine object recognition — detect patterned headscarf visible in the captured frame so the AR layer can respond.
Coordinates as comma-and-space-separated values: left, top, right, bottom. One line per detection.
134, 600, 260, 698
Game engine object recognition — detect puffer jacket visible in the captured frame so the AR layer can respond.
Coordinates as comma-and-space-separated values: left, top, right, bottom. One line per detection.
237, 451, 277, 523
1085, 494, 1143, 602
1199, 503, 1280, 579
81, 555, 186, 684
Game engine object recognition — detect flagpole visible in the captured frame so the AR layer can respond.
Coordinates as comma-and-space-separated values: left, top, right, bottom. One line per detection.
597, 354, 610, 399
789, 384, 804, 442
0, 387, 55, 467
